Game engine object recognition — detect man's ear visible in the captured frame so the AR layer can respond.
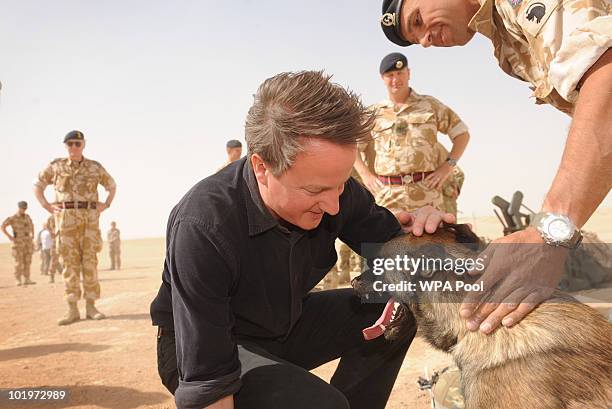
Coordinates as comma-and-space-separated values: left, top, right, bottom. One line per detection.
250, 154, 269, 187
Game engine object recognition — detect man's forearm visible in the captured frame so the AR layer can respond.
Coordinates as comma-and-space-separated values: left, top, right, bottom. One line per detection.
33, 185, 50, 209
105, 187, 116, 206
448, 132, 470, 161
353, 152, 375, 179
542, 50, 612, 227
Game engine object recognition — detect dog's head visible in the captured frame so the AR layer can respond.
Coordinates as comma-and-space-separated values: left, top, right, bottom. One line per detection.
352, 223, 484, 341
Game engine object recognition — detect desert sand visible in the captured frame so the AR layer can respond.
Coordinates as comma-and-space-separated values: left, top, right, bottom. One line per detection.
1, 210, 610, 409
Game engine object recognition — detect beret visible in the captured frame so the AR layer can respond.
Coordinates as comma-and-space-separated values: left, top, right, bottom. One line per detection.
379, 52, 408, 74
64, 130, 85, 143
381, 0, 413, 47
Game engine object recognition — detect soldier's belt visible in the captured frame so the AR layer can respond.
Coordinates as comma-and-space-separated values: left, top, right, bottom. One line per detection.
378, 172, 434, 185
55, 201, 97, 210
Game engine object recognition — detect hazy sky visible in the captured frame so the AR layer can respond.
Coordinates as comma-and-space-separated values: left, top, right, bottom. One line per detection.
1, 0, 609, 242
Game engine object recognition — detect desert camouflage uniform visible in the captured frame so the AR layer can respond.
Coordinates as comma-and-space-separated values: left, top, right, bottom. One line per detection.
434, 143, 466, 217
35, 157, 116, 301
107, 227, 121, 270
2, 213, 34, 282
370, 90, 468, 213
469, 0, 611, 115
46, 215, 62, 275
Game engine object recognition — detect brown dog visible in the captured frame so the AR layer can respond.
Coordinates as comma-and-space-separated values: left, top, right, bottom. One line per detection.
353, 224, 612, 409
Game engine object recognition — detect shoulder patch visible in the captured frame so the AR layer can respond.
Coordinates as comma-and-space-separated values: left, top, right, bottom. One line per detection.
517, 0, 560, 37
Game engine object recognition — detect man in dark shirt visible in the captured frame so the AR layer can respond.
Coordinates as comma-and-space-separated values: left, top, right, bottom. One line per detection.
150, 71, 454, 409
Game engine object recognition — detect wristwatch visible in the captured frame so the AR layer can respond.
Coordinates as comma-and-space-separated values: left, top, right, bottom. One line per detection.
530, 212, 582, 249
446, 157, 458, 167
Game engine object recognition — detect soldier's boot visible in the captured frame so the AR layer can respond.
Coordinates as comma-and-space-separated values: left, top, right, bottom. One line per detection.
58, 302, 80, 326
85, 300, 106, 320
15, 277, 22, 286
49, 274, 55, 283
23, 277, 36, 285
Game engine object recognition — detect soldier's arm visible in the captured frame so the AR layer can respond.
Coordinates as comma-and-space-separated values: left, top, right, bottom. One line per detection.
1, 218, 14, 241
33, 184, 55, 214
542, 49, 612, 227
353, 152, 383, 194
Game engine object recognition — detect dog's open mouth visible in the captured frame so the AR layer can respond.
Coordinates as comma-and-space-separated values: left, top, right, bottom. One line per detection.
362, 298, 411, 341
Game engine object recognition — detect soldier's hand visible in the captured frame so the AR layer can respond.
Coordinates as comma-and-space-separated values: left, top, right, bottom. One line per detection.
460, 227, 567, 334
364, 173, 384, 196
8, 236, 14, 242
424, 163, 453, 190
44, 203, 61, 214
96, 202, 109, 213
396, 206, 455, 235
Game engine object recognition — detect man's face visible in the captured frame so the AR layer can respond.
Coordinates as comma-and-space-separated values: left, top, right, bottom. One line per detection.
65, 140, 85, 159
400, 0, 478, 47
18, 207, 26, 215
227, 147, 242, 161
256, 138, 357, 230
382, 68, 410, 96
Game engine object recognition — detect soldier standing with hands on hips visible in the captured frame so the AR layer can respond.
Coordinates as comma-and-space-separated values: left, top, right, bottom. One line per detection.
33, 130, 117, 325
2, 201, 36, 286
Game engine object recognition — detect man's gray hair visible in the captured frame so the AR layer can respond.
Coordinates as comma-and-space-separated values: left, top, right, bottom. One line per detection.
245, 70, 375, 175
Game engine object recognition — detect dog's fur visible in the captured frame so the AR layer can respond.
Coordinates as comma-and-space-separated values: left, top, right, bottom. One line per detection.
353, 224, 612, 409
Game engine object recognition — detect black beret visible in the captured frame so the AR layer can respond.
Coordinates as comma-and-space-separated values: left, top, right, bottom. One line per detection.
64, 130, 85, 143
226, 139, 242, 148
381, 0, 413, 47
379, 52, 408, 74
17, 201, 28, 209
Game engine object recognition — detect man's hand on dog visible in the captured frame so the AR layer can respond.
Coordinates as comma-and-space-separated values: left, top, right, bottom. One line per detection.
460, 227, 568, 334
393, 206, 456, 235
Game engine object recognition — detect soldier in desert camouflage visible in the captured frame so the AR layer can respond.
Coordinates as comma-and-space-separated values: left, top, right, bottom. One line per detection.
107, 221, 121, 270
33, 130, 116, 325
354, 52, 470, 214
2, 201, 35, 286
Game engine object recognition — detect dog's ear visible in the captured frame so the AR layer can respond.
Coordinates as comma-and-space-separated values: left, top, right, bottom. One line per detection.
442, 223, 482, 247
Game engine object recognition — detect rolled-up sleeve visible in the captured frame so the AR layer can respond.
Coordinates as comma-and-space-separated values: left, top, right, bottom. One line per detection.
168, 219, 241, 408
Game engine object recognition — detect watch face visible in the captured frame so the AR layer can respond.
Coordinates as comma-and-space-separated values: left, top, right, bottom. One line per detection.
547, 218, 572, 241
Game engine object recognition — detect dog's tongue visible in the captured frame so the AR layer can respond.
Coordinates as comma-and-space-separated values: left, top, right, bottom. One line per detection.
362, 298, 396, 340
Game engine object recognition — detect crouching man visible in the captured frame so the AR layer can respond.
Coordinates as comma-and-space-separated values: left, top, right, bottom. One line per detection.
150, 71, 454, 409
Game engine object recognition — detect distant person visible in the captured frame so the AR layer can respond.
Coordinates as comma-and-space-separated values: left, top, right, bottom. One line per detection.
354, 52, 470, 213
2, 201, 35, 286
107, 221, 121, 270
218, 139, 243, 171
37, 221, 56, 283
34, 130, 116, 325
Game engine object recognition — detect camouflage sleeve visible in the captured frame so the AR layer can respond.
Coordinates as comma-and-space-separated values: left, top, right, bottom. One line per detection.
1, 216, 12, 230
34, 162, 55, 188
430, 97, 469, 140
98, 164, 116, 191
518, 0, 611, 104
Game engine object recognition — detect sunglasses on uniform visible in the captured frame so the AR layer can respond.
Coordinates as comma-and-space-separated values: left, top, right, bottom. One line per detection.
66, 141, 82, 148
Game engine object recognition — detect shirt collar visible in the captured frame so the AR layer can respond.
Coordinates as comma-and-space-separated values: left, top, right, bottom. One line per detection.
241, 157, 280, 236
468, 0, 495, 41
67, 156, 86, 166
381, 88, 421, 113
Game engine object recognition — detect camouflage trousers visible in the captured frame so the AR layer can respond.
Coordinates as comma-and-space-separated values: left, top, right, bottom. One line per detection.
375, 180, 443, 213
40, 249, 51, 275
323, 240, 363, 289
12, 242, 33, 280
109, 244, 121, 270
56, 209, 103, 302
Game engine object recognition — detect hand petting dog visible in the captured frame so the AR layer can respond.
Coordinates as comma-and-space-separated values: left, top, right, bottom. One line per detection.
460, 227, 568, 334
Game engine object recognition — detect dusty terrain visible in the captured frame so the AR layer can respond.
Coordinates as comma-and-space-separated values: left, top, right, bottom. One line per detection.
1, 210, 610, 409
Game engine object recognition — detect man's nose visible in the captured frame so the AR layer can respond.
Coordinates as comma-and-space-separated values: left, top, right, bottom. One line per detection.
319, 190, 341, 216
419, 31, 432, 48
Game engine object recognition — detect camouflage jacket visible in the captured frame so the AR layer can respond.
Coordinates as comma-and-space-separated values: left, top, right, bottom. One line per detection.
369, 89, 469, 176
2, 213, 34, 243
469, 0, 611, 115
35, 157, 116, 203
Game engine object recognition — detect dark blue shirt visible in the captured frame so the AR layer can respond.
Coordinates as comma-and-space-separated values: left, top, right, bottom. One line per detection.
150, 157, 401, 408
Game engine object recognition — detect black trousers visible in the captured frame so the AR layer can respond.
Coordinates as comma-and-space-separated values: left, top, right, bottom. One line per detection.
157, 289, 416, 409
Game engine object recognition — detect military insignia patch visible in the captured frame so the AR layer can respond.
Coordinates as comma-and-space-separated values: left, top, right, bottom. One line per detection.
526, 2, 546, 23
395, 61, 403, 69
508, 0, 522, 7
381, 12, 396, 27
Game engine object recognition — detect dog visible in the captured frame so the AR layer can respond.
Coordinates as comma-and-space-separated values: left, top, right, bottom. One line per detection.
353, 224, 612, 409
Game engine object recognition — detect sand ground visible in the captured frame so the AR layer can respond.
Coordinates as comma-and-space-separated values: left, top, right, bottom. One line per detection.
1, 210, 610, 409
